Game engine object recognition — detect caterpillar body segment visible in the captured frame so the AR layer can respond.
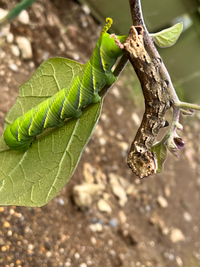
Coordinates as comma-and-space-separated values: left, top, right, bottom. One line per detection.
4, 18, 127, 151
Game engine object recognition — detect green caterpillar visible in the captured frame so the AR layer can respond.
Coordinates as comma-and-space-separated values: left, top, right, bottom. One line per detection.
4, 18, 126, 151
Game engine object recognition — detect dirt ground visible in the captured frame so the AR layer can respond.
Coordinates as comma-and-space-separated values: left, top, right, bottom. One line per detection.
0, 0, 200, 267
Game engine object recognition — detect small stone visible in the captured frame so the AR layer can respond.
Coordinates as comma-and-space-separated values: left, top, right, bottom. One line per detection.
9, 64, 18, 72
74, 252, 80, 259
109, 173, 128, 207
58, 198, 65, 206
183, 211, 192, 222
176, 256, 183, 266
118, 142, 129, 158
116, 133, 123, 140
79, 263, 87, 267
82, 4, 90, 15
0, 238, 5, 245
0, 8, 7, 18
18, 10, 29, 24
157, 196, 168, 208
6, 33, 14, 43
3, 221, 10, 228
131, 112, 140, 126
7, 230, 12, 236
58, 42, 65, 51
71, 53, 80, 61
11, 45, 20, 57
73, 183, 105, 208
101, 113, 110, 123
95, 169, 107, 183
73, 191, 92, 209
116, 106, 124, 116
118, 142, 128, 152
109, 218, 118, 228
103, 193, 110, 201
97, 199, 112, 213
99, 137, 106, 146
170, 228, 185, 243
46, 251, 52, 257
162, 227, 169, 236
118, 210, 127, 224
83, 163, 94, 183
89, 223, 103, 232
111, 86, 120, 98
90, 236, 97, 245
29, 61, 35, 69
164, 186, 171, 197
16, 36, 32, 59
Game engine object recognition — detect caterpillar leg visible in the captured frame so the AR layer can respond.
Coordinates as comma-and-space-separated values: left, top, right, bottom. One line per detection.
73, 109, 82, 118
91, 94, 101, 104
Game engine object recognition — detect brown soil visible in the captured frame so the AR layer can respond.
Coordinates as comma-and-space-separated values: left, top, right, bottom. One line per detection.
0, 1, 200, 267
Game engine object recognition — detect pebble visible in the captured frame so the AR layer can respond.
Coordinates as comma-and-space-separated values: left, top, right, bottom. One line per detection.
118, 210, 127, 224
95, 169, 107, 183
89, 223, 103, 232
79, 263, 87, 267
7, 230, 12, 236
109, 173, 128, 207
8, 63, 19, 72
16, 36, 32, 59
18, 10, 30, 24
176, 256, 183, 266
0, 8, 7, 18
46, 251, 52, 258
74, 252, 80, 259
131, 112, 141, 126
164, 185, 171, 197
116, 106, 124, 116
111, 86, 120, 98
97, 199, 112, 213
82, 4, 90, 15
99, 137, 106, 146
83, 163, 94, 183
183, 211, 192, 222
73, 183, 105, 208
170, 228, 185, 243
58, 198, 65, 206
6, 33, 14, 43
109, 218, 118, 228
11, 45, 20, 57
90, 236, 97, 245
58, 42, 65, 51
157, 196, 168, 208
118, 142, 129, 158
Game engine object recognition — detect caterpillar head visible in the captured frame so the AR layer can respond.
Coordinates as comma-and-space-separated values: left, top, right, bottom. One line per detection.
100, 18, 127, 59
127, 150, 157, 178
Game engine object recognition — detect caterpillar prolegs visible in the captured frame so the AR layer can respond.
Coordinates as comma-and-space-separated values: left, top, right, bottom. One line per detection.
3, 18, 127, 151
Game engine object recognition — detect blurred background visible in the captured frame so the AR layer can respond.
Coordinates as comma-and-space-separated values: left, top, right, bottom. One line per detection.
0, 0, 200, 267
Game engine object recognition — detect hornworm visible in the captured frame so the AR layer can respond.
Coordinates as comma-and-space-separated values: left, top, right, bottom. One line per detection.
4, 18, 127, 151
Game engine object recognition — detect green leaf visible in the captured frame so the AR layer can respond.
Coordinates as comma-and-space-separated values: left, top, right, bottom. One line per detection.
0, 57, 102, 207
150, 23, 183, 48
151, 141, 167, 173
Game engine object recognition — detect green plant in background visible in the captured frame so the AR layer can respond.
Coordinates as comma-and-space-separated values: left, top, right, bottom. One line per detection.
0, 0, 37, 27
0, 0, 200, 206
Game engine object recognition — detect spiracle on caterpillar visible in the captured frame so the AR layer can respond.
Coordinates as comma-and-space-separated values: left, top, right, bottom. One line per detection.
113, 26, 171, 178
